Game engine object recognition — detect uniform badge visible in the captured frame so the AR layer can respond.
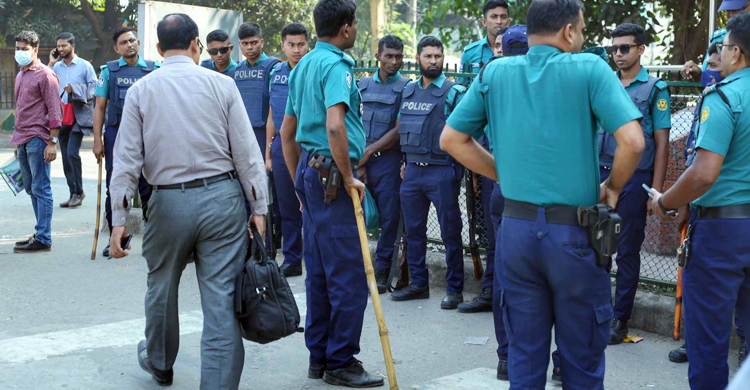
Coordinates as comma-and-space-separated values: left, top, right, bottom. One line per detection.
97, 77, 104, 88
346, 72, 352, 89
657, 99, 668, 111
701, 107, 710, 124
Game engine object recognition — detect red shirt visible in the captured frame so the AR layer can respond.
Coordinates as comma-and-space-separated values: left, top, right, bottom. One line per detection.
11, 60, 62, 146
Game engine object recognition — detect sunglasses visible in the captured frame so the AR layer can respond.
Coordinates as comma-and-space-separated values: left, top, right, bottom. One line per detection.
207, 46, 232, 56
608, 44, 639, 56
197, 39, 204, 55
716, 43, 743, 54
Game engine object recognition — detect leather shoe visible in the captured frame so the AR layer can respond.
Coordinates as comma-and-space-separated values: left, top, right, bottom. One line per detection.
323, 360, 384, 388
608, 318, 628, 345
458, 286, 492, 313
60, 196, 73, 208
280, 262, 303, 277
391, 283, 429, 301
551, 365, 562, 382
668, 343, 688, 363
309, 363, 326, 379
137, 340, 173, 386
15, 234, 35, 247
496, 359, 508, 381
68, 192, 84, 208
440, 291, 463, 310
14, 239, 51, 253
375, 268, 389, 294
103, 244, 111, 257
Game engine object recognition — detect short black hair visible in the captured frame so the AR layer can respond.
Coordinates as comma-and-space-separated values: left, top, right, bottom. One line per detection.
417, 35, 443, 55
15, 30, 40, 48
206, 29, 230, 44
281, 23, 308, 42
157, 13, 199, 52
57, 32, 75, 45
483, 0, 509, 17
707, 42, 719, 57
727, 11, 750, 63
378, 35, 404, 53
238, 23, 262, 40
314, 0, 357, 39
113, 27, 136, 44
527, 0, 585, 36
611, 23, 646, 46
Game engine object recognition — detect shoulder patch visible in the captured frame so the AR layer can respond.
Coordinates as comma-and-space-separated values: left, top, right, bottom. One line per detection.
701, 106, 710, 124
346, 71, 352, 89
97, 76, 105, 88
657, 99, 668, 111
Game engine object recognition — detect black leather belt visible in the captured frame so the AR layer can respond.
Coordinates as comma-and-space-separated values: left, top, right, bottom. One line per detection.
698, 203, 750, 220
503, 199, 581, 226
153, 171, 236, 190
308, 152, 359, 171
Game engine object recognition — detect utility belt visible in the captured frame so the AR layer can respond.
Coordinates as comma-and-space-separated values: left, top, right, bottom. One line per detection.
152, 171, 236, 191
678, 203, 750, 268
306, 152, 359, 204
503, 199, 622, 267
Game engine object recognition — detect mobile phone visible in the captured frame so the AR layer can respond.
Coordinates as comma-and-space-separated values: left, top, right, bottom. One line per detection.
121, 234, 133, 250
642, 184, 677, 216
51, 49, 59, 59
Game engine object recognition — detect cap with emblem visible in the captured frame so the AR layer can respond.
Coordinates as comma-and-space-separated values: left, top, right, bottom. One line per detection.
719, 0, 748, 11
502, 25, 528, 56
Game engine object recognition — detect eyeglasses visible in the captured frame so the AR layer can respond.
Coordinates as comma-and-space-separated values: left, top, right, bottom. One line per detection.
197, 39, 204, 55
716, 43, 743, 54
608, 44, 639, 56
207, 46, 232, 56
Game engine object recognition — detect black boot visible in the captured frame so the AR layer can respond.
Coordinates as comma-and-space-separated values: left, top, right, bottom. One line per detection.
668, 343, 688, 363
608, 318, 628, 345
440, 291, 464, 310
391, 283, 429, 301
137, 340, 173, 386
280, 262, 303, 277
551, 365, 562, 382
308, 363, 326, 379
458, 287, 492, 313
323, 360, 384, 387
375, 268, 389, 294
496, 359, 508, 381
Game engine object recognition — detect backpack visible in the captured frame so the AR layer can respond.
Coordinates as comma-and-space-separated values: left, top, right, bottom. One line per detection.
234, 225, 303, 344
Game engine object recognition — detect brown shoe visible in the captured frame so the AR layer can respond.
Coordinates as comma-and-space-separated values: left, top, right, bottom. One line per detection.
60, 196, 73, 208
68, 193, 83, 208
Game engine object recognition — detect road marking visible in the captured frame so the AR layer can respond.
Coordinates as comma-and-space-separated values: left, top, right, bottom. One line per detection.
415, 368, 560, 389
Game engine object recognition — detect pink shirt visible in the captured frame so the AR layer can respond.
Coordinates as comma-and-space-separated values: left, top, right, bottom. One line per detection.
11, 60, 62, 146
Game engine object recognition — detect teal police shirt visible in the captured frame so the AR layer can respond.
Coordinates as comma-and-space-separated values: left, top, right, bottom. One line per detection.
208, 58, 238, 75
447, 45, 643, 207
285, 41, 366, 160
458, 37, 494, 85
693, 68, 750, 207
398, 73, 466, 118
94, 56, 161, 98
375, 70, 404, 84
620, 67, 671, 135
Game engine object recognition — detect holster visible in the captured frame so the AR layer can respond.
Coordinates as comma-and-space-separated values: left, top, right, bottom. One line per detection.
307, 154, 341, 204
577, 204, 622, 268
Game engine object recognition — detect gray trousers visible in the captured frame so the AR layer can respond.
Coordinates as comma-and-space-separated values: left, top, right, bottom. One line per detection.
142, 177, 248, 390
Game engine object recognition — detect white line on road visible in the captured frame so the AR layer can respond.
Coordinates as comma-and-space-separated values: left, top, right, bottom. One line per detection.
415, 368, 560, 389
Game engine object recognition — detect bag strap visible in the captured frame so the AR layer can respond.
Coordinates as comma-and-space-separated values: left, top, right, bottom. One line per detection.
248, 224, 269, 262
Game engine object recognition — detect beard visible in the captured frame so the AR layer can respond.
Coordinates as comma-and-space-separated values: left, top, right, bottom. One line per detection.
60, 51, 72, 59
419, 62, 443, 79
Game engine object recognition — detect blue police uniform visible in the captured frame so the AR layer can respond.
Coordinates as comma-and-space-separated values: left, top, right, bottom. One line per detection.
598, 67, 671, 329
358, 70, 410, 272
200, 58, 238, 75
233, 53, 280, 156
95, 57, 160, 231
683, 68, 750, 390
448, 46, 642, 388
399, 73, 466, 293
268, 61, 302, 267
284, 41, 367, 370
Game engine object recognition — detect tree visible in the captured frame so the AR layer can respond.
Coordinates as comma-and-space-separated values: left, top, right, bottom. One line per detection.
350, 0, 417, 60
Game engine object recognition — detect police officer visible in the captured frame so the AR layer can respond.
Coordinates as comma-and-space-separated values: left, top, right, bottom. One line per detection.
92, 27, 160, 257
682, 0, 749, 82
458, 0, 512, 85
279, 0, 382, 386
356, 35, 409, 294
265, 22, 309, 277
441, 1, 645, 387
492, 26, 509, 57
390, 36, 466, 310
650, 14, 750, 390
201, 29, 237, 75
600, 23, 672, 345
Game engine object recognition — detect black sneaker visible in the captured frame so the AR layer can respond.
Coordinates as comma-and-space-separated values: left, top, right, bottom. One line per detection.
740, 342, 747, 367
551, 365, 562, 382
309, 363, 326, 379
15, 234, 35, 247
280, 262, 303, 277
608, 318, 628, 345
137, 340, 173, 386
391, 283, 429, 301
103, 244, 111, 257
440, 291, 464, 310
375, 268, 389, 294
496, 359, 508, 381
13, 239, 51, 253
458, 287, 493, 313
323, 360, 384, 388
669, 343, 688, 363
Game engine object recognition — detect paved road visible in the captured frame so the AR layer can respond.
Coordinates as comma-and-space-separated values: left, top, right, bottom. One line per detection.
0, 146, 742, 389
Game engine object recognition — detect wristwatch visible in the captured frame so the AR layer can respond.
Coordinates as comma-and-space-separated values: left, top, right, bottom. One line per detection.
50, 137, 58, 144
658, 197, 676, 216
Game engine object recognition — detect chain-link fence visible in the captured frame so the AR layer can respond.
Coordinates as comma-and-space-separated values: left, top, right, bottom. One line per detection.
354, 61, 702, 287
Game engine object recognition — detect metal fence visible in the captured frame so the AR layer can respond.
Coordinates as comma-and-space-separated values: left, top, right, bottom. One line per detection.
354, 61, 702, 287
1, 72, 16, 110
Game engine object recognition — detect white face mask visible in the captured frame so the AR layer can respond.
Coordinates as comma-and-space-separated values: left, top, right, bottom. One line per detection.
15, 50, 33, 66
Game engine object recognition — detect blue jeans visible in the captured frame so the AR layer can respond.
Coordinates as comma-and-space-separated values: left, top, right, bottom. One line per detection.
17, 137, 53, 245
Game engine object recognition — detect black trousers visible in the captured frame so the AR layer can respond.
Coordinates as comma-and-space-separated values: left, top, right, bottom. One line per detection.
59, 125, 84, 197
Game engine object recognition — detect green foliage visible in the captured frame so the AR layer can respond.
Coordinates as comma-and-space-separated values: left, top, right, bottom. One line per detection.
0, 0, 96, 46
350, 0, 417, 60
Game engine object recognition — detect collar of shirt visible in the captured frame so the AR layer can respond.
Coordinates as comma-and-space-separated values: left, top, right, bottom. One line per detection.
617, 66, 649, 88
375, 69, 402, 84
722, 67, 750, 84
482, 35, 493, 50
118, 56, 148, 68
246, 52, 268, 67
163, 55, 196, 66
57, 55, 80, 67
212, 58, 238, 72
21, 60, 44, 74
415, 72, 447, 89
527, 45, 563, 56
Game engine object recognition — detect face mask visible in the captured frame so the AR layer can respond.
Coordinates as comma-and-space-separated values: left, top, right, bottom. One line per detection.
701, 69, 722, 88
14, 50, 33, 66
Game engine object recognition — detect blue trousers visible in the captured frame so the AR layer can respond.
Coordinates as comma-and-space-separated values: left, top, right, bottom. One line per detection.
270, 136, 302, 265
500, 210, 612, 389
295, 154, 368, 370
364, 149, 402, 270
482, 176, 502, 289
489, 182, 508, 361
600, 168, 652, 321
16, 137, 53, 245
684, 217, 750, 390
400, 163, 464, 292
104, 127, 151, 231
